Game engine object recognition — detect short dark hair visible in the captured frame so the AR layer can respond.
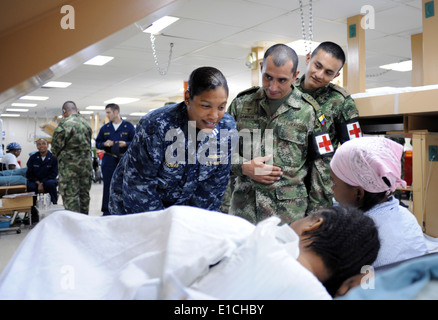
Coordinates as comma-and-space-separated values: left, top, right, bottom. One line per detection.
303, 206, 380, 296
105, 103, 120, 113
312, 41, 346, 69
263, 44, 299, 75
62, 101, 78, 113
187, 67, 229, 100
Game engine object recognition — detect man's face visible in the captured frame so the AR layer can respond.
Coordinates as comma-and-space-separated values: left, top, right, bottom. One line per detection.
105, 108, 117, 122
303, 49, 343, 91
261, 55, 297, 100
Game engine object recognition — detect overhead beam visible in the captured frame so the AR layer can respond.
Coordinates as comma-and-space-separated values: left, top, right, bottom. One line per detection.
0, 0, 175, 100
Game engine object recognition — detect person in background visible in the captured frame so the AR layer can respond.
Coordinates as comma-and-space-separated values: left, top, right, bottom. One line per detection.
330, 136, 428, 268
95, 104, 135, 216
2, 142, 22, 170
109, 66, 237, 214
294, 41, 362, 214
26, 138, 59, 222
51, 101, 93, 214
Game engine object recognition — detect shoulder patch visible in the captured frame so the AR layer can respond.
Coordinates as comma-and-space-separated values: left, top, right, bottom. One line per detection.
302, 93, 321, 112
329, 83, 350, 98
236, 86, 260, 98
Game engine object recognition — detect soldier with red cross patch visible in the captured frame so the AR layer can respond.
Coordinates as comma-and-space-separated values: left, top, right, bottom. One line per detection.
294, 41, 362, 214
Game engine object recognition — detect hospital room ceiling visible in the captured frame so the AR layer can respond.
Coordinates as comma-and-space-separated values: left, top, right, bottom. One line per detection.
0, 0, 423, 120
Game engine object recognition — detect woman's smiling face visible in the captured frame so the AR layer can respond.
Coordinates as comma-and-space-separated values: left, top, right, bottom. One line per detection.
185, 87, 228, 132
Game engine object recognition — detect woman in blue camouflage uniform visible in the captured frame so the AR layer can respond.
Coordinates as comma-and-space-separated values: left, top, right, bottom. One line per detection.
109, 67, 237, 214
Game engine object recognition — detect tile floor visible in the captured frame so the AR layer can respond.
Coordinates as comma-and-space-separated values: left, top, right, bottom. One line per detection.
0, 181, 104, 274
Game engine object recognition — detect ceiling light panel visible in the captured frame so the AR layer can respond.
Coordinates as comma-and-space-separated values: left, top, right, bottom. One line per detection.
143, 16, 179, 34
286, 40, 321, 56
86, 106, 106, 110
1, 114, 20, 117
104, 97, 139, 105
11, 103, 37, 107
84, 55, 114, 66
19, 96, 49, 101
6, 108, 29, 112
43, 81, 72, 88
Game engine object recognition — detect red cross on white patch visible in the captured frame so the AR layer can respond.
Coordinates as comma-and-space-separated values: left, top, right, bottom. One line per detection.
316, 133, 334, 155
347, 122, 362, 139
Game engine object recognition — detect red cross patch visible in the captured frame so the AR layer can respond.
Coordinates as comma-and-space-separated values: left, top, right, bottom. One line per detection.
347, 122, 362, 139
315, 133, 333, 155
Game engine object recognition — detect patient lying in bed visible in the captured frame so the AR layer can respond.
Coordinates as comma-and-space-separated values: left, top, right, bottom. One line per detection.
0, 205, 379, 300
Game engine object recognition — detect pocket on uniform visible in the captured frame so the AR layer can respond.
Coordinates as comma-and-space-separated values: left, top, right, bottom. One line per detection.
275, 124, 307, 166
275, 183, 307, 201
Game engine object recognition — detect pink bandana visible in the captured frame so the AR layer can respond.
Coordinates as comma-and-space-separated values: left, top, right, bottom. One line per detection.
330, 137, 407, 193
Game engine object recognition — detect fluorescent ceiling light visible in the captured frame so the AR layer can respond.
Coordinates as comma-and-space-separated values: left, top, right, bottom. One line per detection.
379, 60, 412, 72
143, 16, 179, 34
6, 108, 29, 112
43, 81, 72, 88
11, 103, 37, 107
130, 112, 147, 117
84, 55, 114, 66
104, 97, 139, 105
20, 96, 49, 101
286, 40, 321, 56
80, 111, 94, 114
86, 106, 105, 110
1, 114, 20, 117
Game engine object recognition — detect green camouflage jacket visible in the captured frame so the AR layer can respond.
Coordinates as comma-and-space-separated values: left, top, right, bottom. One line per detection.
227, 85, 316, 224
294, 76, 360, 213
52, 114, 92, 166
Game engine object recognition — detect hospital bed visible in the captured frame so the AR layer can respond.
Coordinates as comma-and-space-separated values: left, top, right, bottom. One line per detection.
0, 206, 330, 300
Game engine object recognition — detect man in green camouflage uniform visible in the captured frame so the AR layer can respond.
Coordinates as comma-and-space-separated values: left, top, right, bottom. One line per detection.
227, 44, 317, 224
52, 101, 93, 214
294, 41, 362, 214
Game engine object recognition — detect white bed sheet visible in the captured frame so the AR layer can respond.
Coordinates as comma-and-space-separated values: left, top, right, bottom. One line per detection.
0, 206, 331, 300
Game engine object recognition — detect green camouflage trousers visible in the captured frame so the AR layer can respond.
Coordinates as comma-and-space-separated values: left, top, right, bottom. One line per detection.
229, 176, 308, 224
58, 156, 93, 214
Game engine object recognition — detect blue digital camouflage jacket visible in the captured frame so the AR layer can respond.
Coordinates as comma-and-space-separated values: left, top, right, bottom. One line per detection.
109, 102, 238, 214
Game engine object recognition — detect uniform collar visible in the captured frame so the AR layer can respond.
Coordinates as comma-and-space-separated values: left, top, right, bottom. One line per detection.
38, 150, 52, 158
295, 75, 329, 98
259, 85, 302, 116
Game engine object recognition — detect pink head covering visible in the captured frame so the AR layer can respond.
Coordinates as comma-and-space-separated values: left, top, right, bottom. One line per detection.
330, 137, 407, 194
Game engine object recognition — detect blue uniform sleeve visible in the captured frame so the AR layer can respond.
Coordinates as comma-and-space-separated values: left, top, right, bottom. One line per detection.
125, 122, 136, 148
95, 126, 106, 150
121, 121, 165, 213
25, 156, 36, 182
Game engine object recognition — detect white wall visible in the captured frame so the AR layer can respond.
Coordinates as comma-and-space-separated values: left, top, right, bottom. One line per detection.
2, 116, 59, 167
